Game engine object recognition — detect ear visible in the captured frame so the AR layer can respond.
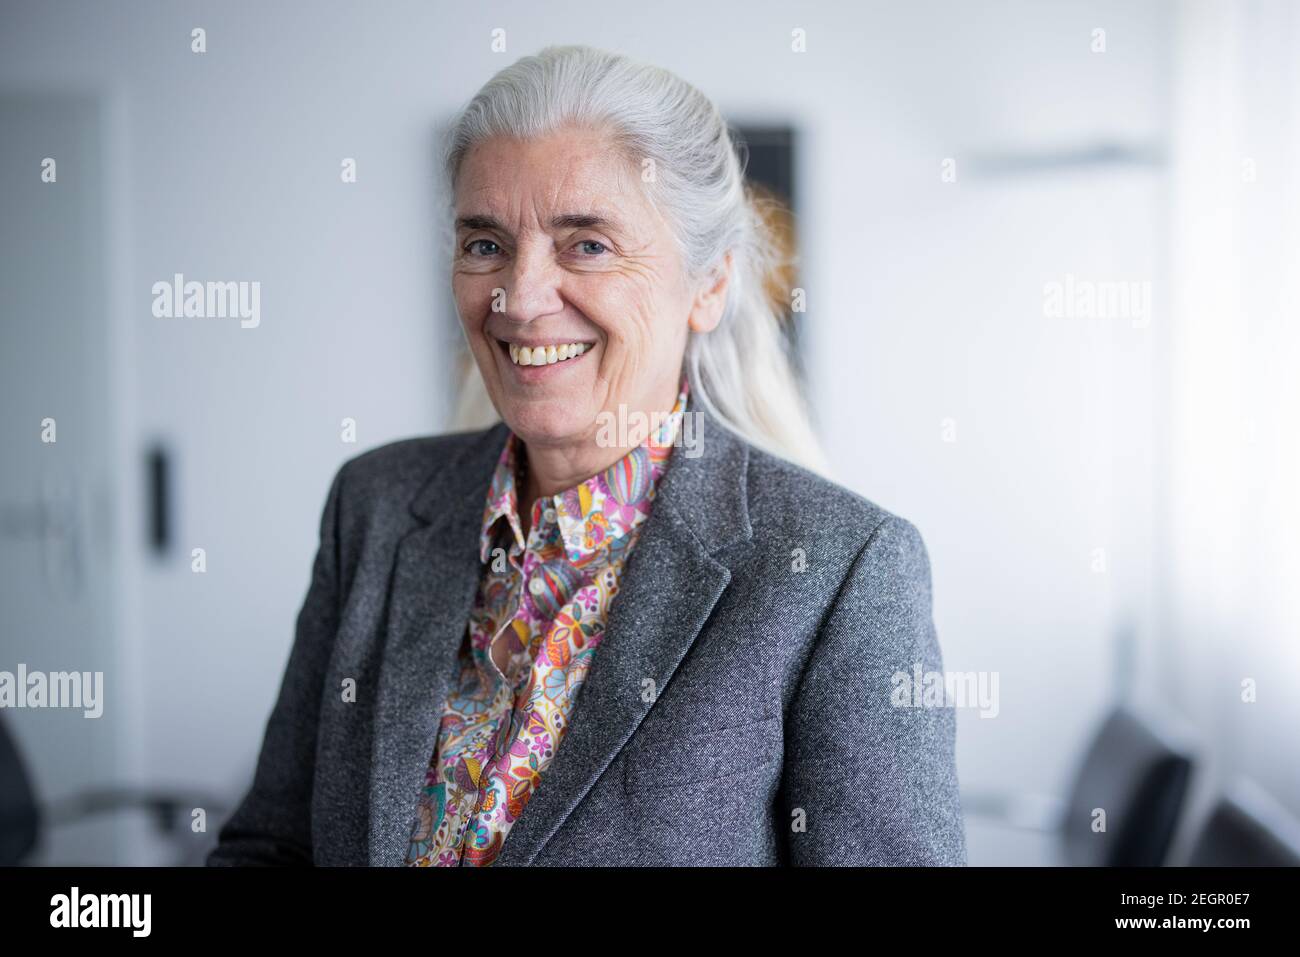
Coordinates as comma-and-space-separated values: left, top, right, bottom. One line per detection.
687, 251, 733, 333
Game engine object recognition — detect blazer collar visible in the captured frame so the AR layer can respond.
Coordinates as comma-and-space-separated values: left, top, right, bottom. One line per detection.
407, 400, 752, 553
368, 403, 752, 866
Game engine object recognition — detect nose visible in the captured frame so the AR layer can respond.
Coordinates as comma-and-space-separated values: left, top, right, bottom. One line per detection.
502, 241, 564, 325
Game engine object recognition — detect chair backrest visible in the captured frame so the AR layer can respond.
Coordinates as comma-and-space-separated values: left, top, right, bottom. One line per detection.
0, 713, 40, 864
1061, 706, 1193, 866
1187, 781, 1300, 866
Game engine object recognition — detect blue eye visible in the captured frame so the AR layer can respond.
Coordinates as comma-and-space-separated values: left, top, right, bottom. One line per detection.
466, 239, 500, 256
578, 240, 607, 255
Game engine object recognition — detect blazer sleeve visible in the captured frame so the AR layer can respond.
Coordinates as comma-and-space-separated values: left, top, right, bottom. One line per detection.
781, 514, 967, 865
206, 462, 346, 866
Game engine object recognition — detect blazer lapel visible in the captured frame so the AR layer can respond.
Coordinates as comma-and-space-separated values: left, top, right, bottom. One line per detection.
367, 423, 509, 866
493, 407, 753, 865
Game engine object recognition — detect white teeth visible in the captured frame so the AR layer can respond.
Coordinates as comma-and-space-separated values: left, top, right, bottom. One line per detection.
507, 341, 589, 366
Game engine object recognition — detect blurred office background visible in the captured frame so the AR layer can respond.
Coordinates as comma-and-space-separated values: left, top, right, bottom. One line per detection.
2, 0, 1298, 865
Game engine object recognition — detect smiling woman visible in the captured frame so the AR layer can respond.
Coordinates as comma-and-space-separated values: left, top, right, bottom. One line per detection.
207, 44, 966, 868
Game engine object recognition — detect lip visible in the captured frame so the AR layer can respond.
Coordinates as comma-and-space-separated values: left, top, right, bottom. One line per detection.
494, 336, 595, 380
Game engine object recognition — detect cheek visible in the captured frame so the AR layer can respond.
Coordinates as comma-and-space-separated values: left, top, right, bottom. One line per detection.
584, 276, 672, 351
453, 276, 494, 330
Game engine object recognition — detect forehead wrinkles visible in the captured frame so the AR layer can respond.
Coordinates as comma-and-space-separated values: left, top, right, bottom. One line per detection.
460, 134, 654, 240
542, 138, 635, 212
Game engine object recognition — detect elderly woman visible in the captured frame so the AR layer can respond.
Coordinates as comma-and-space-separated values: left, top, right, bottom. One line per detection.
208, 45, 965, 867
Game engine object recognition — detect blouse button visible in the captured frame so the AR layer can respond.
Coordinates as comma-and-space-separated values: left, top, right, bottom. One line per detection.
543, 507, 558, 524
528, 575, 546, 596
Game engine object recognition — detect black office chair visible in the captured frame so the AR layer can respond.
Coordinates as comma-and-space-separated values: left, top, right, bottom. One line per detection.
1059, 706, 1193, 866
964, 705, 1194, 865
0, 714, 40, 865
1187, 780, 1300, 866
0, 711, 228, 865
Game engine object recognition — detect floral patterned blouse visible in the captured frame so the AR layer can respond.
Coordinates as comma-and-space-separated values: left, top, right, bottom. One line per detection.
403, 379, 690, 866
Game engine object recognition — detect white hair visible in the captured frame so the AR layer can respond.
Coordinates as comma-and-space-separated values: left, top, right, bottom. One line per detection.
442, 44, 828, 474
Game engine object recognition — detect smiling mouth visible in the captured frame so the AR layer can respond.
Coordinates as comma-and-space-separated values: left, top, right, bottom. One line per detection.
498, 339, 593, 367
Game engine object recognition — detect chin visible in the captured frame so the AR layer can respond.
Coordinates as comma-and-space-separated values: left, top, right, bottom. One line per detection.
500, 399, 595, 448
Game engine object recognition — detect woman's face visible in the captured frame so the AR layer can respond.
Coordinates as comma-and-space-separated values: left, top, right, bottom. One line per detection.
452, 126, 716, 453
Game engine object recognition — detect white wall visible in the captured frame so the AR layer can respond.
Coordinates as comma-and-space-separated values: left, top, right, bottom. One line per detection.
1154, 0, 1300, 856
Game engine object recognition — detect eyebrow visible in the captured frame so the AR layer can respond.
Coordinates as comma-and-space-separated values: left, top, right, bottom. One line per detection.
455, 213, 622, 233
550, 213, 618, 231
455, 214, 504, 232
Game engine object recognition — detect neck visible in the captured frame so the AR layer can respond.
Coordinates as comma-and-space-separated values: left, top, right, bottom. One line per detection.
518, 381, 681, 520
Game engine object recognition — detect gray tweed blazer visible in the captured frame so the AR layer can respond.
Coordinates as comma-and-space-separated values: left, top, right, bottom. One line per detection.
207, 406, 967, 866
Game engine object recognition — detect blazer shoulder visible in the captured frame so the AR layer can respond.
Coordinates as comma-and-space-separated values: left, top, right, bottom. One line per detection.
336, 426, 497, 495
743, 444, 923, 558
323, 425, 506, 535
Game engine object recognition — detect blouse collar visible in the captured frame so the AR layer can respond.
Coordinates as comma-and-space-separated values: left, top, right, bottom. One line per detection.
478, 377, 690, 567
